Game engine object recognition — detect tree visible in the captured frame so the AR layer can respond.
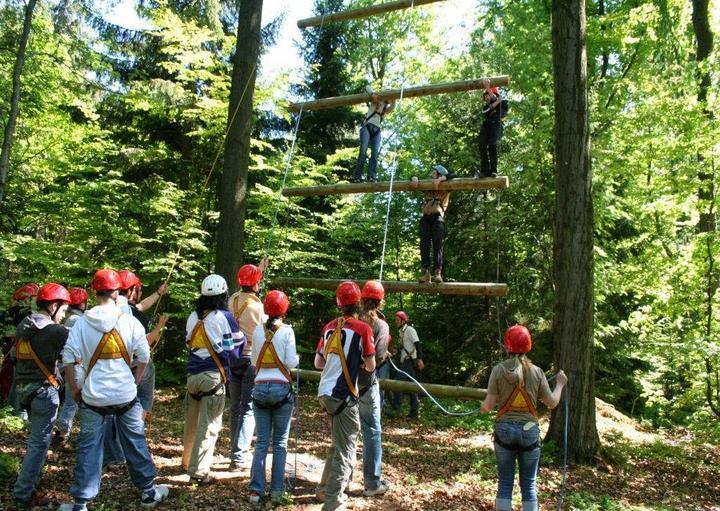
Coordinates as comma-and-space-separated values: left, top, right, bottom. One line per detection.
0, 0, 37, 203
547, 0, 600, 462
215, 0, 263, 287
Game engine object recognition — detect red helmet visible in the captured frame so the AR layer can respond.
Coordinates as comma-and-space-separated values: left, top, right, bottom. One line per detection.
361, 280, 385, 301
237, 264, 263, 287
336, 281, 361, 307
395, 310, 409, 323
68, 287, 89, 306
12, 283, 39, 301
36, 283, 71, 303
264, 290, 289, 317
504, 324, 532, 353
118, 269, 142, 290
92, 269, 122, 292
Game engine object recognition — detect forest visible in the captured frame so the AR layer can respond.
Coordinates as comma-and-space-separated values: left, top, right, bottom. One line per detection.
0, 0, 719, 510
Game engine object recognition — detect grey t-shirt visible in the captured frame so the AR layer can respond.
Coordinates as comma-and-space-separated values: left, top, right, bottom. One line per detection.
357, 312, 389, 388
487, 358, 552, 423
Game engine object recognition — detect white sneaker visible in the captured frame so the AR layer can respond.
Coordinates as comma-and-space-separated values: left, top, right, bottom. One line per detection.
363, 480, 390, 497
248, 491, 261, 504
58, 504, 87, 511
141, 485, 170, 508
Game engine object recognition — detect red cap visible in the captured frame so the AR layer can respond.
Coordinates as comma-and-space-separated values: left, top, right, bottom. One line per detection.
118, 269, 142, 290
336, 281, 361, 307
92, 269, 122, 292
361, 280, 385, 301
68, 287, 89, 306
504, 325, 532, 354
37, 283, 71, 303
264, 290, 289, 317
395, 310, 409, 323
237, 264, 263, 287
12, 283, 39, 301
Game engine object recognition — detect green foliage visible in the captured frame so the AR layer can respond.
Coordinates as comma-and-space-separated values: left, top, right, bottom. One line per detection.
0, 452, 20, 481
0, 405, 25, 434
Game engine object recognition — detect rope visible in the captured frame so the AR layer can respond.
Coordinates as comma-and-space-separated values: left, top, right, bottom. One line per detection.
378, 0, 415, 281
285, 365, 302, 490
495, 190, 503, 347
150, 245, 183, 356
388, 358, 483, 416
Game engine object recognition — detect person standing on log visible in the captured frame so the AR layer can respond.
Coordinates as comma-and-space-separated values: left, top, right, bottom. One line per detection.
314, 281, 376, 511
478, 79, 505, 178
227, 257, 269, 471
357, 280, 391, 497
480, 325, 567, 511
352, 86, 395, 183
390, 310, 424, 419
411, 164, 455, 284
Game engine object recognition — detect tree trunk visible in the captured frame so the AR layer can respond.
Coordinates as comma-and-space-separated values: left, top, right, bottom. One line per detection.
215, 0, 263, 288
0, 0, 37, 204
547, 0, 600, 463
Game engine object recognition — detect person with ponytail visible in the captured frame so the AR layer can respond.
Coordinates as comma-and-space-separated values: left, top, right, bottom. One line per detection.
248, 290, 298, 504
480, 325, 567, 511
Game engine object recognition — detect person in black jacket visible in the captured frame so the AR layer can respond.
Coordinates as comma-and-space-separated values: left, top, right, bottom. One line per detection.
478, 81, 504, 178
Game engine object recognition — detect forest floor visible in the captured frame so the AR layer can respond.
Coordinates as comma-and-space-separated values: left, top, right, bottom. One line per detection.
1, 388, 719, 511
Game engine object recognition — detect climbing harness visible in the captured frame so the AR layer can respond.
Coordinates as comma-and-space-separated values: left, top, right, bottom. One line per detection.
187, 312, 227, 384
256, 323, 293, 383
15, 338, 60, 389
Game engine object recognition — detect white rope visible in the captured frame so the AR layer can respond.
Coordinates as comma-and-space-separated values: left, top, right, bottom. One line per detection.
378, 0, 415, 281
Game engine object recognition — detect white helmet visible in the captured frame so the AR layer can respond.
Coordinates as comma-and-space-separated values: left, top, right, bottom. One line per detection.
201, 274, 228, 296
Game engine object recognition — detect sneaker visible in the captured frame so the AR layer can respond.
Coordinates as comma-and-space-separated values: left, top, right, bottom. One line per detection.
190, 474, 215, 486
431, 270, 443, 283
418, 269, 430, 283
349, 177, 364, 183
58, 503, 87, 511
367, 176, 377, 183
141, 485, 169, 508
52, 430, 69, 448
228, 460, 247, 472
363, 480, 390, 497
248, 491, 261, 504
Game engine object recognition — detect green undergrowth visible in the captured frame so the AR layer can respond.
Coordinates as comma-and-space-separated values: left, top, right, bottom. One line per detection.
418, 398, 495, 431
565, 491, 678, 511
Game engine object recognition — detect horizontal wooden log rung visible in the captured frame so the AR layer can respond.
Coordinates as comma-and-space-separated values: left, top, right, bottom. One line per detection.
289, 76, 511, 112
297, 0, 448, 29
292, 368, 487, 400
269, 278, 509, 297
282, 176, 509, 197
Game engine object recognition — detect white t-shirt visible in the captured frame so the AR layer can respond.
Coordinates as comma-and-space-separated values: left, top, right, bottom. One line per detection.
251, 322, 299, 383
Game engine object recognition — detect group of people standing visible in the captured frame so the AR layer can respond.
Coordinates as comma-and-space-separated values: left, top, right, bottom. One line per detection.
3, 264, 566, 511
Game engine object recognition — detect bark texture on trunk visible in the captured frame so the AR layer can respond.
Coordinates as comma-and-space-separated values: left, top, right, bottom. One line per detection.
0, 0, 37, 204
547, 0, 600, 463
215, 0, 263, 289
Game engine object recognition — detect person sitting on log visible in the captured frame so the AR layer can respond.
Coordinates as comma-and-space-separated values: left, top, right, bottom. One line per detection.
352, 86, 395, 183
411, 164, 456, 283
478, 79, 505, 178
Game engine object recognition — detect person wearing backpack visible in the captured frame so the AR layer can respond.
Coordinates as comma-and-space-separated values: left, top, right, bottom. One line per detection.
12, 283, 70, 509
248, 290, 299, 504
480, 325, 567, 511
352, 86, 395, 183
182, 274, 244, 485
59, 269, 169, 510
478, 80, 506, 178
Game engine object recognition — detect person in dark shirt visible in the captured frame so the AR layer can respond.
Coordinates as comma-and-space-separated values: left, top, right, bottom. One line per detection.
12, 283, 70, 509
478, 80, 504, 178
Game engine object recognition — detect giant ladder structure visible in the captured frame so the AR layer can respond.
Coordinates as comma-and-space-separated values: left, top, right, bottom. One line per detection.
274, 1, 510, 393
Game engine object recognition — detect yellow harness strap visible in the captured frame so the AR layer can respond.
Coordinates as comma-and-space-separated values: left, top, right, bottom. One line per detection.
87, 328, 131, 376
233, 295, 260, 321
323, 318, 358, 398
187, 313, 227, 384
496, 385, 539, 419
256, 323, 293, 382
16, 338, 60, 389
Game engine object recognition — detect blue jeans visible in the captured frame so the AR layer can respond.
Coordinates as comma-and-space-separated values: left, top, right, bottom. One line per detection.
13, 386, 59, 501
249, 382, 294, 497
493, 421, 541, 511
354, 124, 382, 180
358, 382, 382, 490
57, 382, 79, 434
230, 364, 256, 463
392, 359, 419, 415
376, 362, 390, 409
70, 401, 156, 502
136, 360, 156, 412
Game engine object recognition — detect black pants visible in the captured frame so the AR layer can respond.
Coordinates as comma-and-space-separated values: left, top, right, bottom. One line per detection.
419, 214, 444, 271
479, 120, 503, 176
392, 359, 419, 415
